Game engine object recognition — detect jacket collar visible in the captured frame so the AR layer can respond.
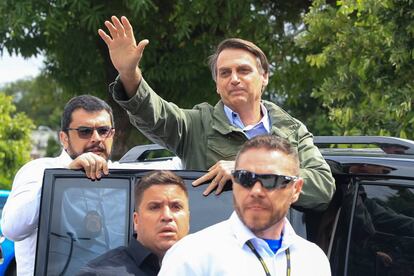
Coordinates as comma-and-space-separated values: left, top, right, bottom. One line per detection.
211, 100, 299, 138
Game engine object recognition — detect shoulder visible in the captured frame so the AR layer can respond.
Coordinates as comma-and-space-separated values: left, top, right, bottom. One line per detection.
77, 247, 129, 275
19, 156, 58, 170
86, 246, 130, 267
13, 157, 59, 182
167, 219, 230, 253
291, 235, 329, 262
263, 100, 303, 125
192, 102, 214, 110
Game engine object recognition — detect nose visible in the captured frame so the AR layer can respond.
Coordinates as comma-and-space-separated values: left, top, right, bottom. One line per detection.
250, 181, 265, 197
161, 206, 173, 222
230, 71, 240, 84
90, 128, 103, 142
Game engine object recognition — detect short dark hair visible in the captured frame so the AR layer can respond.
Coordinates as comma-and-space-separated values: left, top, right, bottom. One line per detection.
208, 38, 269, 82
236, 135, 299, 173
61, 95, 114, 132
134, 170, 188, 210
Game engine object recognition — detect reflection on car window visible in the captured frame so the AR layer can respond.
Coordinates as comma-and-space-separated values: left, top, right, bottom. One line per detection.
348, 184, 414, 275
40, 172, 235, 275
46, 178, 130, 276
184, 179, 233, 233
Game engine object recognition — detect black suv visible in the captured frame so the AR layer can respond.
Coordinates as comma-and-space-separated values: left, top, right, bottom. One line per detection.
35, 136, 414, 275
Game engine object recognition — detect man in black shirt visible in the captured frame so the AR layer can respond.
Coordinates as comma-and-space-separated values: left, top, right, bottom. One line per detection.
77, 170, 190, 276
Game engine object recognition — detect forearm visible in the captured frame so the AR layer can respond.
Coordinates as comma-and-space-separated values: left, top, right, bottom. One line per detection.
295, 125, 335, 210
119, 69, 142, 98
111, 77, 189, 153
297, 166, 335, 210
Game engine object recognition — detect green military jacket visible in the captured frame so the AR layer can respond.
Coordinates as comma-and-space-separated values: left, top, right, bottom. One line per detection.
111, 78, 335, 210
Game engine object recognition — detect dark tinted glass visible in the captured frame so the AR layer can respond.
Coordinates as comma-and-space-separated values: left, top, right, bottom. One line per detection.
347, 184, 414, 275
232, 170, 296, 190
184, 179, 233, 232
67, 126, 113, 139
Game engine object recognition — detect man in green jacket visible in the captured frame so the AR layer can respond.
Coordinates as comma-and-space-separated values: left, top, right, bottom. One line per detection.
98, 16, 335, 210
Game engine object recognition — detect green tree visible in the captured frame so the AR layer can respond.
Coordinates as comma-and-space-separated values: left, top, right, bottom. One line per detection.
2, 74, 69, 130
297, 0, 414, 137
0, 93, 34, 189
1, 0, 335, 158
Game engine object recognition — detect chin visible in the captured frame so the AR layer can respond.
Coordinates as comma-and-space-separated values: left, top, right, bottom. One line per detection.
159, 240, 177, 251
244, 215, 268, 228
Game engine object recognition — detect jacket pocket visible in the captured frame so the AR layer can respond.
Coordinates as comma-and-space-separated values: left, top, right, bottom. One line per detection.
206, 134, 246, 167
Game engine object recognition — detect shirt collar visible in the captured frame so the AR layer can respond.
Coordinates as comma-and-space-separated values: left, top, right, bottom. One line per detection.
229, 211, 296, 255
127, 238, 160, 271
223, 103, 271, 132
58, 149, 75, 166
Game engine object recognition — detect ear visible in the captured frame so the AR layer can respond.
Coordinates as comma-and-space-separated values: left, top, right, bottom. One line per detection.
133, 211, 139, 233
262, 72, 269, 87
59, 131, 69, 150
291, 178, 304, 204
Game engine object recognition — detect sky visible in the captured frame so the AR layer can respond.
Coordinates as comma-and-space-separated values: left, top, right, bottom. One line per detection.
0, 51, 44, 86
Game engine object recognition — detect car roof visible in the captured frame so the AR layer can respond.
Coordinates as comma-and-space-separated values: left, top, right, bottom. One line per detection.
117, 136, 414, 179
314, 136, 414, 179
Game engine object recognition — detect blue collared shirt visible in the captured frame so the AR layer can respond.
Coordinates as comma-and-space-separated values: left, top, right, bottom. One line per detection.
223, 103, 271, 139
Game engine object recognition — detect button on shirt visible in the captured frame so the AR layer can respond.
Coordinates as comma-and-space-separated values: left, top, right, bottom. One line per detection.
224, 103, 271, 139
159, 212, 331, 276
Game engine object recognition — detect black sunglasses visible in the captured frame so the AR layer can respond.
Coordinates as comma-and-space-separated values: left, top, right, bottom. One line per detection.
66, 126, 114, 139
232, 170, 298, 190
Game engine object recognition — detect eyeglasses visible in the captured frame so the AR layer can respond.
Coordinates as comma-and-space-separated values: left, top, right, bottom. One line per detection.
66, 126, 114, 139
232, 170, 298, 190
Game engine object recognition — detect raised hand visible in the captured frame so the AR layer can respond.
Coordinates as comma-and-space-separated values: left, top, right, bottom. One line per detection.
98, 16, 149, 96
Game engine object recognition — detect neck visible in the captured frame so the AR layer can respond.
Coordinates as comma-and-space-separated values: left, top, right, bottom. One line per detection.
137, 237, 164, 261
234, 103, 262, 126
253, 219, 285, 240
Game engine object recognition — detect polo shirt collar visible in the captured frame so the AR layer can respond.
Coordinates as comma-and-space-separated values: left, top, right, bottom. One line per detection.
127, 239, 160, 271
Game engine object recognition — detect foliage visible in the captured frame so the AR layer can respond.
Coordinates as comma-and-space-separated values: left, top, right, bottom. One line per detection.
45, 136, 62, 157
0, 93, 34, 189
0, 0, 335, 158
297, 0, 414, 138
2, 74, 70, 130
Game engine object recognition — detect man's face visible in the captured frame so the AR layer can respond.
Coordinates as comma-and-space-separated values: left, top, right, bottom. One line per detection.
216, 48, 268, 113
232, 148, 303, 238
60, 108, 114, 160
134, 184, 190, 257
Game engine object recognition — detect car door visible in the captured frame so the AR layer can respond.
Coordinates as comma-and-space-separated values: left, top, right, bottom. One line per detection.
329, 176, 414, 276
35, 169, 234, 276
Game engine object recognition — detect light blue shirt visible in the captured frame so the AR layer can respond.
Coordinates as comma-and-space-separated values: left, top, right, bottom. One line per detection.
223, 103, 271, 139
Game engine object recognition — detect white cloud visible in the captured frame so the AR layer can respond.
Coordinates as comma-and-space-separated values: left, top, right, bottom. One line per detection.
0, 52, 44, 85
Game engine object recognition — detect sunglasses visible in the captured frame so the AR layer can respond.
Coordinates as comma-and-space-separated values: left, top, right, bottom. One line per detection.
66, 126, 114, 139
232, 170, 298, 190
